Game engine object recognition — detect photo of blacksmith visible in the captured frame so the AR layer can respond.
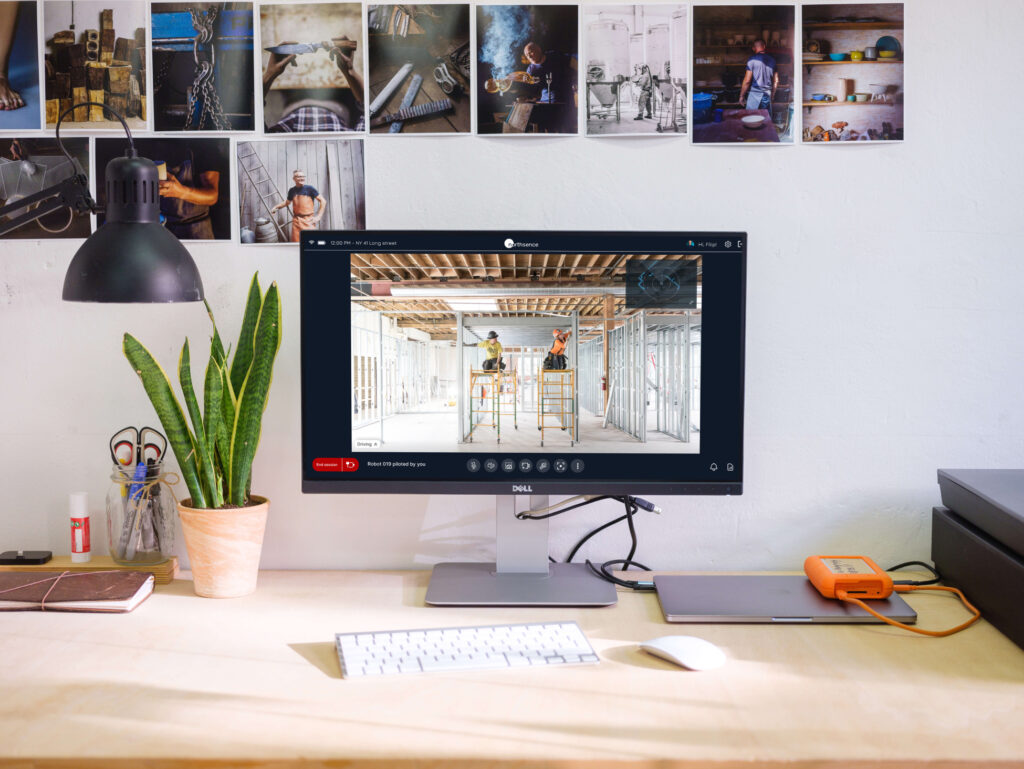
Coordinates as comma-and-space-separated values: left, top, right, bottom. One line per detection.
367, 4, 470, 134
476, 5, 578, 134
269, 169, 325, 242
95, 137, 232, 240
237, 139, 365, 244
260, 3, 364, 133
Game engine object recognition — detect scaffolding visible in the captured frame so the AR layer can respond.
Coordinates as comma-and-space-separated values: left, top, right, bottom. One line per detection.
467, 369, 518, 443
538, 368, 577, 446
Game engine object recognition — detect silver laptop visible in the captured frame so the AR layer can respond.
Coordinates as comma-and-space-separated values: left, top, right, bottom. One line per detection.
654, 575, 918, 624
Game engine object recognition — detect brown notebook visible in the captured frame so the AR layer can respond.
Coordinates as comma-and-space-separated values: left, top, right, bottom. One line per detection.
0, 570, 154, 612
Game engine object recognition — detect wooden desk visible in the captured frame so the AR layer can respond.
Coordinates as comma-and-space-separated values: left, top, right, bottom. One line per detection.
2, 570, 1023, 768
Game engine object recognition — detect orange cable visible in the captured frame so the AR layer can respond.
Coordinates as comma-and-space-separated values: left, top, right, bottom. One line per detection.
837, 585, 981, 638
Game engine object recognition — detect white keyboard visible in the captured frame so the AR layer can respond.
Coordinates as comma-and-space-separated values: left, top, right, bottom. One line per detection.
335, 621, 600, 678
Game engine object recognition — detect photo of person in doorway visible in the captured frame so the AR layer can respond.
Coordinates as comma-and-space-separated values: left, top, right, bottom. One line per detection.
270, 169, 326, 242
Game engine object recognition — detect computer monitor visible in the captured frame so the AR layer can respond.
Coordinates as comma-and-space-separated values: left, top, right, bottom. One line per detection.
301, 231, 746, 606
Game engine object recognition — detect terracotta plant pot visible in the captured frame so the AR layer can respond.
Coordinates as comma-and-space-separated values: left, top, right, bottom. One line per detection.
178, 497, 269, 598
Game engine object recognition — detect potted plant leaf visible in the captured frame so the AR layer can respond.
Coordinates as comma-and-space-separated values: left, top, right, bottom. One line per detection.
123, 273, 281, 597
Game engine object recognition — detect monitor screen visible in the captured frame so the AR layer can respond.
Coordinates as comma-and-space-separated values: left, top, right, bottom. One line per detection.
301, 231, 745, 496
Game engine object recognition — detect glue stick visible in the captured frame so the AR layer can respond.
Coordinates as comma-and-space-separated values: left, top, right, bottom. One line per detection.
70, 492, 90, 563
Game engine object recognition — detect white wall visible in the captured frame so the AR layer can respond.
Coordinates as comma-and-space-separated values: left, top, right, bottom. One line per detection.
2, 0, 1023, 572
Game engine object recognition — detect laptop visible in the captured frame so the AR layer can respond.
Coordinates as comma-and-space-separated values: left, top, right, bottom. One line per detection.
654, 575, 918, 624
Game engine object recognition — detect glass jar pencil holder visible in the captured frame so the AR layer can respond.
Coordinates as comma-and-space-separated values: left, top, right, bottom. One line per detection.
106, 462, 175, 565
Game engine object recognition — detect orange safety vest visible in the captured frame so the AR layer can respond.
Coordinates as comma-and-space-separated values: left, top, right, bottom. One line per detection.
550, 334, 568, 355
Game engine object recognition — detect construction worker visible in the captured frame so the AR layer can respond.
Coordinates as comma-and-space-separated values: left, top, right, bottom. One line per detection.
467, 330, 505, 371
547, 328, 571, 369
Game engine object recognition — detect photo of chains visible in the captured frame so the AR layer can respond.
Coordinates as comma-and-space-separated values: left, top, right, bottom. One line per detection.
151, 2, 255, 131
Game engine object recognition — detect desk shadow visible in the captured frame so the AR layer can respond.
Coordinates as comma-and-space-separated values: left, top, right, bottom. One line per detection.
288, 642, 341, 679
601, 643, 693, 671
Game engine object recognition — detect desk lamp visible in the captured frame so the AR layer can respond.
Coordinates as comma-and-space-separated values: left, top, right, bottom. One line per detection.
0, 102, 204, 303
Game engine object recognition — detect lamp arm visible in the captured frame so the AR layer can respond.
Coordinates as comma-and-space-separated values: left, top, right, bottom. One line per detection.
0, 174, 95, 237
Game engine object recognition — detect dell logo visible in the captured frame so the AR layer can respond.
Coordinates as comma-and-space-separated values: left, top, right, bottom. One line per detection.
511, 484, 533, 493
504, 238, 515, 248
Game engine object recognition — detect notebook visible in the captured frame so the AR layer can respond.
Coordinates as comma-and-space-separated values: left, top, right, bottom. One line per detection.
0, 570, 154, 612
654, 575, 918, 624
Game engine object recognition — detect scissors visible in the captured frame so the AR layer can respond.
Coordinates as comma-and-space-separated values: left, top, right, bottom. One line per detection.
110, 426, 167, 467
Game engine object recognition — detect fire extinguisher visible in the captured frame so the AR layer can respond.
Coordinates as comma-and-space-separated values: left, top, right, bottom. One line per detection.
601, 375, 607, 391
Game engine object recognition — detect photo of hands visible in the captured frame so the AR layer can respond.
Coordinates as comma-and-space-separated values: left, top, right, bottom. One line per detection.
95, 137, 232, 240
260, 2, 365, 133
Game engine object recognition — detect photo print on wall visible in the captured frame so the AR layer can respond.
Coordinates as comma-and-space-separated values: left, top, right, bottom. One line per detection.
151, 2, 255, 131
368, 4, 471, 134
0, 1, 40, 129
476, 5, 578, 135
584, 4, 687, 136
95, 137, 232, 240
801, 3, 904, 142
692, 4, 795, 144
0, 137, 91, 239
236, 139, 365, 244
261, 2, 365, 133
44, 1, 148, 129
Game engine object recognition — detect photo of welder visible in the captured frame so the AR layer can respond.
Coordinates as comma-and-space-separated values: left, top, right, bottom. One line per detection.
367, 4, 470, 134
236, 139, 364, 244
95, 137, 232, 240
0, 137, 91, 239
261, 2, 364, 133
584, 5, 687, 136
476, 5, 578, 134
151, 2, 255, 131
0, 1, 40, 129
44, 1, 147, 129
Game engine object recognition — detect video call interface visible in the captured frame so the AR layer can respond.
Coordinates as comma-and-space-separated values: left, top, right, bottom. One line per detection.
302, 232, 745, 492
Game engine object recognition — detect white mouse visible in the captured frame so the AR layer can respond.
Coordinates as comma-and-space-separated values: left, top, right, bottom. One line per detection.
639, 635, 726, 671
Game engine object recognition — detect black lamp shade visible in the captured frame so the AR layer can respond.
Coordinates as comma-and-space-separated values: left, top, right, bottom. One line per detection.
62, 155, 204, 303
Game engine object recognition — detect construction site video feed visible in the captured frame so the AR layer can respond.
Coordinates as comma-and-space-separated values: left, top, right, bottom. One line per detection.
349, 253, 701, 455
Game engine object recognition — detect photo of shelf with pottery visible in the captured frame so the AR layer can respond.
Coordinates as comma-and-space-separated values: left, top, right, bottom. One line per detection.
801, 2, 903, 142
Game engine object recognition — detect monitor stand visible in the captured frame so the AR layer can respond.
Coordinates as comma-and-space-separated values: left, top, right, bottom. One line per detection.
425, 495, 618, 607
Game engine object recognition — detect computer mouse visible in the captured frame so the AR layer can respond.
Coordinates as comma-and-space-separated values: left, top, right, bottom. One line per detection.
638, 635, 726, 671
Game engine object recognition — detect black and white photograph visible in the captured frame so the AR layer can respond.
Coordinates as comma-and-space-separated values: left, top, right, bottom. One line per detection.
476, 5, 578, 134
237, 138, 365, 244
367, 4, 471, 134
95, 137, 232, 240
584, 5, 687, 136
44, 1, 148, 129
261, 2, 365, 134
151, 2, 255, 131
0, 137, 91, 239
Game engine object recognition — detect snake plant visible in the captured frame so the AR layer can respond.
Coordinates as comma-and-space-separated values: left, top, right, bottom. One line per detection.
123, 273, 281, 508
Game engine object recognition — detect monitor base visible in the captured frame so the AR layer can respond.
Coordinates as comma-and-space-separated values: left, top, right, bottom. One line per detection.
425, 562, 618, 607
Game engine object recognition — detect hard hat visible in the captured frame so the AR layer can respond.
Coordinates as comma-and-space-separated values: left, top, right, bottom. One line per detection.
487, 330, 498, 339
553, 329, 561, 336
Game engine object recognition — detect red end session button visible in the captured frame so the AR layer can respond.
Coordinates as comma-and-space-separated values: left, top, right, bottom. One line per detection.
313, 458, 359, 472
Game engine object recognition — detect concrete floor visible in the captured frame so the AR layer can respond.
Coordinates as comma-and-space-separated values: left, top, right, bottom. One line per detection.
352, 409, 700, 454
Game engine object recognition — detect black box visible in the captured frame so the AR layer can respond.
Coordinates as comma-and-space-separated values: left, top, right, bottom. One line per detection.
938, 469, 1024, 556
932, 506, 1024, 651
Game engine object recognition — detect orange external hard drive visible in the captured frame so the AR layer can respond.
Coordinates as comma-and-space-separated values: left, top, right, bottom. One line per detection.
804, 555, 894, 599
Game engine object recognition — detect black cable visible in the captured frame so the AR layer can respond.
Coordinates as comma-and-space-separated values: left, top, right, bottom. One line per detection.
887, 560, 941, 586
55, 102, 135, 166
515, 494, 616, 520
585, 558, 656, 591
